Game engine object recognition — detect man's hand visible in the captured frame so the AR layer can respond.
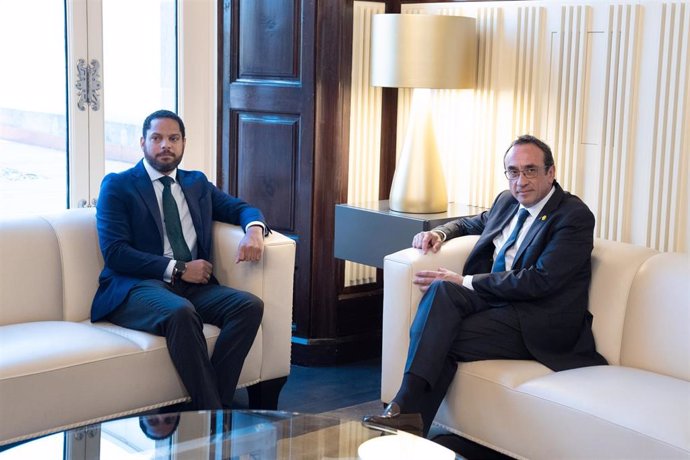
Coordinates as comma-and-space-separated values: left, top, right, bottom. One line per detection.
182, 259, 213, 284
413, 268, 463, 293
236, 225, 264, 263
412, 231, 443, 254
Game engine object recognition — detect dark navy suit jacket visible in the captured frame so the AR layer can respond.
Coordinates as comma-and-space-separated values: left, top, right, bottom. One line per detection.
91, 160, 267, 322
435, 181, 606, 371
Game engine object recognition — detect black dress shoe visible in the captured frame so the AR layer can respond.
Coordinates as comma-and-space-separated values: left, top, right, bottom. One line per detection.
362, 402, 424, 437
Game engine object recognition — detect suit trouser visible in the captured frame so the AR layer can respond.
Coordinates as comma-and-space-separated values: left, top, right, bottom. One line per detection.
405, 280, 533, 433
107, 279, 263, 410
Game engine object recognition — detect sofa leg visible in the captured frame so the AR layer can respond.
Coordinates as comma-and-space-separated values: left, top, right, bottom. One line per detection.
247, 377, 288, 410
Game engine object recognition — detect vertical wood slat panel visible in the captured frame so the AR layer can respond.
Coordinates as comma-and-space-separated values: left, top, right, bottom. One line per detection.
599, 5, 618, 241
470, 8, 501, 208
513, 6, 543, 137
595, 5, 639, 242
553, 5, 589, 195
613, 5, 638, 243
344, 1, 384, 287
647, 2, 689, 251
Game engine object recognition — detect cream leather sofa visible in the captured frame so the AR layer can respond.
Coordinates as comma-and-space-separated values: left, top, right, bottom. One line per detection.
0, 208, 296, 446
381, 236, 690, 459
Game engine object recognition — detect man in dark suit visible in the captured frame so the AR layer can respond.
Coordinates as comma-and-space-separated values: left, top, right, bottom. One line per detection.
92, 110, 269, 410
364, 134, 606, 436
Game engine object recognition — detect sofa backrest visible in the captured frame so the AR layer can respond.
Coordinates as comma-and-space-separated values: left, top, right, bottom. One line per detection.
619, 252, 690, 381
0, 216, 64, 325
43, 209, 103, 322
589, 239, 657, 365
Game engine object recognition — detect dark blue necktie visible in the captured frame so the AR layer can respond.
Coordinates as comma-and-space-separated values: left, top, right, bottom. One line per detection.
159, 176, 192, 262
492, 208, 530, 273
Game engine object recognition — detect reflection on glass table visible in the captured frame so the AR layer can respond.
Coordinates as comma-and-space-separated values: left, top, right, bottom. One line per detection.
0, 410, 460, 459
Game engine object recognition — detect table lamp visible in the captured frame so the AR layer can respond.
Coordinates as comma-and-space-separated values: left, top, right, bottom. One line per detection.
371, 14, 476, 213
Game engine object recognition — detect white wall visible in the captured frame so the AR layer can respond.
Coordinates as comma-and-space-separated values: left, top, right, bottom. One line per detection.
349, 0, 689, 253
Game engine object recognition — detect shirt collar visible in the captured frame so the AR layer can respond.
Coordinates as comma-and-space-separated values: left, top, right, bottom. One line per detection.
143, 158, 177, 183
520, 185, 556, 218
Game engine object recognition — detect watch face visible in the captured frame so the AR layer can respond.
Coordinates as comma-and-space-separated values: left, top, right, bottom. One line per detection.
175, 261, 186, 275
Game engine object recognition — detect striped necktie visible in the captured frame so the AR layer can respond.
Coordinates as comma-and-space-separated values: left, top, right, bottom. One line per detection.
492, 208, 530, 273
159, 176, 192, 262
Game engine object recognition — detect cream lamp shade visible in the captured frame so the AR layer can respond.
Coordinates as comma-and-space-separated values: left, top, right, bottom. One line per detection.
370, 14, 477, 213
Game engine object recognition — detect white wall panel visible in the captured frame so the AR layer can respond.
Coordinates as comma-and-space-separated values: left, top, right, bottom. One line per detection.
645, 1, 689, 251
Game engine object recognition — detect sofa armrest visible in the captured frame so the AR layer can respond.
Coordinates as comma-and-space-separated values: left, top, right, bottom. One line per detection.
381, 235, 479, 402
211, 223, 296, 381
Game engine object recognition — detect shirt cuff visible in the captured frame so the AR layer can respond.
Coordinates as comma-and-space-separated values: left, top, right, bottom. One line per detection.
462, 274, 474, 291
245, 221, 266, 236
163, 259, 176, 283
432, 229, 447, 242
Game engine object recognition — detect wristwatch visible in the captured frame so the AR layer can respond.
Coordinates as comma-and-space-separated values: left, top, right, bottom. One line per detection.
172, 261, 187, 284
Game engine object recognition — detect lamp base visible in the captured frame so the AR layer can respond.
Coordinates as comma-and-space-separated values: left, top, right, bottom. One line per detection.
388, 89, 448, 214
389, 197, 448, 214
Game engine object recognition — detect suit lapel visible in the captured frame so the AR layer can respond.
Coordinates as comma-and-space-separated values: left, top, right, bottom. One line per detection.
483, 196, 519, 244
132, 161, 165, 241
513, 183, 564, 265
472, 194, 519, 256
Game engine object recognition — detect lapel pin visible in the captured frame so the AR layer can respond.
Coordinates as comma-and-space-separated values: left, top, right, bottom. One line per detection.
541, 215, 547, 221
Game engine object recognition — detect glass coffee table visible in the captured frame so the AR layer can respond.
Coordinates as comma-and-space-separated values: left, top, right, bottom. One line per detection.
0, 410, 459, 459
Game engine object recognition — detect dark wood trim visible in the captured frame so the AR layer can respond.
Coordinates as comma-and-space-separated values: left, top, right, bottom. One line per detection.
378, 1, 400, 200
309, 0, 354, 338
378, 88, 398, 200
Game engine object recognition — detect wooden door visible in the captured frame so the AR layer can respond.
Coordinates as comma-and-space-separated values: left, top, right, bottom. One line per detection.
219, 0, 315, 336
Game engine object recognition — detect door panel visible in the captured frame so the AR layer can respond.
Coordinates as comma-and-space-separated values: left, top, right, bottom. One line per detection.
220, 0, 315, 336
236, 112, 298, 231
238, 1, 300, 80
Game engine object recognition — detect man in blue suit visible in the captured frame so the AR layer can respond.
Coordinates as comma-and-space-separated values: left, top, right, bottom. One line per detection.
364, 135, 607, 436
92, 110, 269, 410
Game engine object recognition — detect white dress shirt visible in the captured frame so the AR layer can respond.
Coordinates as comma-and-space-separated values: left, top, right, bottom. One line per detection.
143, 159, 198, 282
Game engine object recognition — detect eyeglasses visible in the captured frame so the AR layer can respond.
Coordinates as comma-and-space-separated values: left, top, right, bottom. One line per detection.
504, 166, 549, 180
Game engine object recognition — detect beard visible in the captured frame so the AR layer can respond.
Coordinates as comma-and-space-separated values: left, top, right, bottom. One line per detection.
143, 146, 184, 173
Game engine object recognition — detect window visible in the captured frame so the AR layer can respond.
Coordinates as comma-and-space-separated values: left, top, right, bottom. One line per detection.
0, 0, 186, 218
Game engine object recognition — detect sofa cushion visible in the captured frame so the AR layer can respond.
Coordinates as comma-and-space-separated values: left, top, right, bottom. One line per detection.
43, 209, 103, 322
435, 361, 690, 459
0, 216, 63, 325
0, 321, 139, 379
0, 321, 190, 444
588, 239, 657, 365
90, 320, 263, 387
620, 252, 690, 381
518, 365, 690, 457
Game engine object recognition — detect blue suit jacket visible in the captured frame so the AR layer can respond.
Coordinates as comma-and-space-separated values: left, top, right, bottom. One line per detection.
91, 160, 267, 321
435, 182, 606, 371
